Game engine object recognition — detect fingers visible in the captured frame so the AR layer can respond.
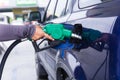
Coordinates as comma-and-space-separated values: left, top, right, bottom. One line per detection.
32, 25, 54, 41
44, 33, 54, 41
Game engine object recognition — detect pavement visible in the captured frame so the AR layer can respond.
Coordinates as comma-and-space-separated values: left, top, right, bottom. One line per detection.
0, 40, 37, 80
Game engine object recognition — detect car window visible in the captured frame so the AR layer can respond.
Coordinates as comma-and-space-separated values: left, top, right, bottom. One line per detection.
78, 0, 112, 8
0, 15, 10, 24
46, 0, 57, 21
65, 0, 72, 14
54, 0, 68, 18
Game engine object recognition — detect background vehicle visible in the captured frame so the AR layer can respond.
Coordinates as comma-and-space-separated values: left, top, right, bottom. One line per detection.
30, 0, 120, 80
0, 15, 10, 24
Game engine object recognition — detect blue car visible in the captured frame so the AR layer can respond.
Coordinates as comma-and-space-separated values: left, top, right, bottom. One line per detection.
30, 0, 120, 80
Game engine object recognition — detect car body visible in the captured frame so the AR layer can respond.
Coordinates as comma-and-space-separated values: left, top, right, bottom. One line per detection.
31, 0, 120, 80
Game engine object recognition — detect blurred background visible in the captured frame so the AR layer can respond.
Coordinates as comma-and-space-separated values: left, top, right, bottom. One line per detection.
0, 0, 49, 25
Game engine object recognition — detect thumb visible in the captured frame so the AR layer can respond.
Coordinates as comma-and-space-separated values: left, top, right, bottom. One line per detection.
44, 33, 54, 41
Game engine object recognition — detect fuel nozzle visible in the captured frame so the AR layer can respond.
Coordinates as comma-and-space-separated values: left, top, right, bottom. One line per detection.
71, 33, 82, 40
43, 24, 82, 40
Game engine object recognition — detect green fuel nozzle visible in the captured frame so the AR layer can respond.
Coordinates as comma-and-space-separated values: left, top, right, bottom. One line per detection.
43, 24, 82, 40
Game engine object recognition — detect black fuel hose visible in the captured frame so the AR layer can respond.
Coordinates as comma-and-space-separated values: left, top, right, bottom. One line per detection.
0, 39, 62, 80
0, 39, 22, 80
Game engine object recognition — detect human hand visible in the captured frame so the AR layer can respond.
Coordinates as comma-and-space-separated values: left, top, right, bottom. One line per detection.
32, 25, 54, 41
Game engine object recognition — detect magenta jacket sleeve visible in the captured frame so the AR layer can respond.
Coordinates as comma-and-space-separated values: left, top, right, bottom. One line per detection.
0, 24, 35, 41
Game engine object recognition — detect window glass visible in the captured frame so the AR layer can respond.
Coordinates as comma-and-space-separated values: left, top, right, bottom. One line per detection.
46, 0, 57, 21
73, 0, 79, 12
79, 0, 112, 8
54, 0, 68, 18
65, 0, 72, 14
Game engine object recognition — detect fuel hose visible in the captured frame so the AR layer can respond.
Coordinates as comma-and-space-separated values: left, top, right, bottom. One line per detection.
0, 39, 27, 80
